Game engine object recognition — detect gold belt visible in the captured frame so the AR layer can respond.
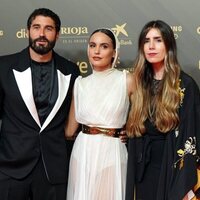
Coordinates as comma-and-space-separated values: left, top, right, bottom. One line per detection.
82, 124, 123, 137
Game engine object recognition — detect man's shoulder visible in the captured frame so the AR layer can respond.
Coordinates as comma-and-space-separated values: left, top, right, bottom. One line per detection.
0, 52, 18, 61
0, 48, 27, 63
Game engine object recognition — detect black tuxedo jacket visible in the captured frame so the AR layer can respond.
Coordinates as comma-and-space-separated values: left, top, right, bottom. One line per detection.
0, 47, 80, 184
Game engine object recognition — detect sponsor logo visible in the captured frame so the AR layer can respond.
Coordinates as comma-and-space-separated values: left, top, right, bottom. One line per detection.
197, 27, 200, 35
77, 61, 89, 74
61, 26, 88, 36
0, 30, 3, 37
61, 23, 133, 46
171, 25, 182, 39
15, 24, 133, 46
59, 26, 88, 44
112, 23, 132, 46
16, 26, 89, 39
16, 29, 28, 38
112, 23, 128, 37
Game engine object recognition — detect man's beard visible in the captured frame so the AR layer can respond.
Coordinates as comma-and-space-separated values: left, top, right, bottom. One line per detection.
29, 36, 56, 55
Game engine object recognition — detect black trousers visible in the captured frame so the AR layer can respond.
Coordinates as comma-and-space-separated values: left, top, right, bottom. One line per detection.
0, 158, 67, 200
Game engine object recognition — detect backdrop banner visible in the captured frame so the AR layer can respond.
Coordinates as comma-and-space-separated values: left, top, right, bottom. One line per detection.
0, 0, 200, 86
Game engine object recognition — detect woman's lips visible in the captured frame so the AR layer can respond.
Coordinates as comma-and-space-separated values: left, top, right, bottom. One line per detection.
147, 53, 157, 57
93, 56, 101, 61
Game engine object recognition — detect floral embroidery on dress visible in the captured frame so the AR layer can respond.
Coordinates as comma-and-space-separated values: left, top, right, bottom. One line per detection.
177, 79, 185, 107
175, 129, 179, 138
174, 137, 197, 169
174, 79, 185, 138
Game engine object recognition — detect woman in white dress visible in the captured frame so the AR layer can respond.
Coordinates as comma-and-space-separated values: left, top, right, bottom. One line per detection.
65, 28, 134, 200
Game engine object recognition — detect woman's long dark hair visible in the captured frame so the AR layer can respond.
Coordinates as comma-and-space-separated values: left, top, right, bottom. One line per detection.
127, 20, 181, 137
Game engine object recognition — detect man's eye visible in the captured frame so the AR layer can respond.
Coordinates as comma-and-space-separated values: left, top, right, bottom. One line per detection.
32, 26, 40, 30
46, 27, 54, 32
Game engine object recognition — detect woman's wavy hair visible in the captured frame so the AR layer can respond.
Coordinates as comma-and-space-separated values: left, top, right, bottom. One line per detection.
127, 20, 181, 137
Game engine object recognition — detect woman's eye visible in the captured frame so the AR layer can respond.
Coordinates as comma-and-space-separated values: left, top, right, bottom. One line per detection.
156, 39, 162, 42
102, 45, 108, 49
89, 44, 95, 48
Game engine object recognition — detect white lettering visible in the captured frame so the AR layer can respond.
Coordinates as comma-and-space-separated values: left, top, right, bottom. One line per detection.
77, 61, 88, 74
0, 30, 3, 36
197, 27, 200, 35
16, 29, 28, 38
61, 27, 88, 35
171, 26, 182, 32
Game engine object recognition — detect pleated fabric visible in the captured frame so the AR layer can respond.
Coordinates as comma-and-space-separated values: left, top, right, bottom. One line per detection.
67, 69, 130, 200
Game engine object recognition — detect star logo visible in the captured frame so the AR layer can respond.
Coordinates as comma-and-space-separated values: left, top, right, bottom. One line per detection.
112, 23, 128, 37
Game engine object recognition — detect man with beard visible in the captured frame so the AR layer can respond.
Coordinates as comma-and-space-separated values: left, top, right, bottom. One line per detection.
0, 8, 80, 200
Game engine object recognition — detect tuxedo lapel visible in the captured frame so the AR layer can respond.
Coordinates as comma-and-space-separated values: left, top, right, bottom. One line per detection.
13, 68, 41, 128
13, 65, 71, 132
40, 70, 71, 132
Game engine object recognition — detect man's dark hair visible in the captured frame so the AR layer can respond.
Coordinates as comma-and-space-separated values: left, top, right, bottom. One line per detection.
27, 8, 61, 32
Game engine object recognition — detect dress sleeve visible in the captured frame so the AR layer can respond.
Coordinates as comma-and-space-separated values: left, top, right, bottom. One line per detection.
193, 81, 200, 158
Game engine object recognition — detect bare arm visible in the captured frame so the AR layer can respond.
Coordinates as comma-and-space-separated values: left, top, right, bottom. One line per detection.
119, 71, 135, 143
126, 71, 135, 98
65, 93, 79, 139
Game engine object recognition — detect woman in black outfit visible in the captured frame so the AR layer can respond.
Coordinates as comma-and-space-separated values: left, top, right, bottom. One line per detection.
125, 20, 200, 200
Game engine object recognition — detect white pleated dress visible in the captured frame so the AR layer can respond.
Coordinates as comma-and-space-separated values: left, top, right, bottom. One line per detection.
67, 68, 130, 200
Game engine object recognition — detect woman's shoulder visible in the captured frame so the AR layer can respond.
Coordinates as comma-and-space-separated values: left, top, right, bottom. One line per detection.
181, 71, 196, 82
180, 71, 200, 102
180, 71, 199, 89
74, 74, 93, 86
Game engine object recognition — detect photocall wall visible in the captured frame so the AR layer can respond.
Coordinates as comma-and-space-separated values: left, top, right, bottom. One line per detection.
0, 0, 200, 86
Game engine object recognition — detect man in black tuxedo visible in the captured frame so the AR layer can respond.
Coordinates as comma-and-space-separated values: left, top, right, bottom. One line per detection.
0, 8, 80, 200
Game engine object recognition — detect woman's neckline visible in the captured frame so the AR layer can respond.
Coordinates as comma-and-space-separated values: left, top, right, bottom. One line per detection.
92, 68, 115, 76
